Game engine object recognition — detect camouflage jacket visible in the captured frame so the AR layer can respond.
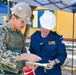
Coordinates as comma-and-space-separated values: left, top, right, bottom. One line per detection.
0, 22, 24, 73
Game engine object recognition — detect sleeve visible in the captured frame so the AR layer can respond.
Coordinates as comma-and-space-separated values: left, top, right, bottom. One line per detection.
29, 36, 35, 54
56, 35, 67, 65
29, 31, 40, 54
0, 27, 19, 73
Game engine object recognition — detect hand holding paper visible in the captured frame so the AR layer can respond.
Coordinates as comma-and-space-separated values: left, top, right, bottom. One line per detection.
26, 62, 53, 69
19, 53, 42, 62
44, 60, 55, 69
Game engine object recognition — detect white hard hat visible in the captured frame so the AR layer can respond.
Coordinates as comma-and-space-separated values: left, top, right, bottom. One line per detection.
11, 2, 31, 25
40, 12, 56, 30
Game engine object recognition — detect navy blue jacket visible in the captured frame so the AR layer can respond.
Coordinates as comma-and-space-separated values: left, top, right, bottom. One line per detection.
29, 31, 67, 75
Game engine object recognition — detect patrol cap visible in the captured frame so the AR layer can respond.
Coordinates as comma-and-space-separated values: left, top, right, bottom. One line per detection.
40, 12, 56, 30
11, 2, 31, 25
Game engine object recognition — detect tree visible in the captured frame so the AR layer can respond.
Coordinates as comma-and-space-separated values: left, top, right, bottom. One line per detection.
0, 0, 15, 6
0, 0, 7, 5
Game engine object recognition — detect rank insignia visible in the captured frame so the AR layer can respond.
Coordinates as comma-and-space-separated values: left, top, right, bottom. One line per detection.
48, 41, 55, 45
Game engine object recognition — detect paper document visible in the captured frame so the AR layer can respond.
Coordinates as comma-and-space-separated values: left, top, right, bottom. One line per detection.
26, 62, 48, 67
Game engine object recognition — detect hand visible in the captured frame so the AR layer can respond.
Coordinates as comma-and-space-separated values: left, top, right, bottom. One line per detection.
25, 64, 38, 70
44, 60, 55, 69
19, 53, 42, 62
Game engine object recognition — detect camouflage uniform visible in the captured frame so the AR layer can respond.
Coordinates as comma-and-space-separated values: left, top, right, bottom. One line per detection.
0, 22, 24, 75
0, 1, 32, 75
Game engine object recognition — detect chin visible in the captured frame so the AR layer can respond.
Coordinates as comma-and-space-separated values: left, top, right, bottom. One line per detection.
42, 35, 47, 38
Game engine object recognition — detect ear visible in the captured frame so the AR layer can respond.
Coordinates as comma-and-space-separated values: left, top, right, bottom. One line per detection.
11, 15, 16, 20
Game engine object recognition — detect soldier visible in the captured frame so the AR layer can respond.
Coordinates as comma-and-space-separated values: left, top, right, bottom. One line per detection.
29, 12, 67, 75
0, 2, 41, 75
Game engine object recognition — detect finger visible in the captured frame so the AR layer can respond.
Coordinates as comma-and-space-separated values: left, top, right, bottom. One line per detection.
44, 66, 52, 69
36, 57, 42, 60
47, 63, 52, 68
34, 55, 42, 60
48, 60, 52, 63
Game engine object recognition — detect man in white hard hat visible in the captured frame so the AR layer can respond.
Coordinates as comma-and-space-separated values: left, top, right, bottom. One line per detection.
29, 12, 67, 75
0, 2, 41, 75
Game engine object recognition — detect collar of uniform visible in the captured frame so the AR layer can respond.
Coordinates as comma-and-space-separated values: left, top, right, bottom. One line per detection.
4, 22, 15, 31
4, 22, 22, 35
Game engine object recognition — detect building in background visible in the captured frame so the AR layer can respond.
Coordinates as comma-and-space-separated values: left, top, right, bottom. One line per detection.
22, 6, 76, 42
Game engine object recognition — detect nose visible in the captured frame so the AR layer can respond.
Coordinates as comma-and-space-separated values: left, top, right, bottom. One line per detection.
44, 29, 48, 32
23, 23, 26, 27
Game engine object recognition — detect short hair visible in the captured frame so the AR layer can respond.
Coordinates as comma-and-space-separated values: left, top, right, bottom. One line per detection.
12, 14, 20, 19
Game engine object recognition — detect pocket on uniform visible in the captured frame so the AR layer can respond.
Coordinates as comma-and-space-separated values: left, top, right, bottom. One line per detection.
16, 60, 25, 70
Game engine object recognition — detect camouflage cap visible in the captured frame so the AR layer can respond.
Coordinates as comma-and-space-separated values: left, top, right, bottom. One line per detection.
11, 2, 32, 25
